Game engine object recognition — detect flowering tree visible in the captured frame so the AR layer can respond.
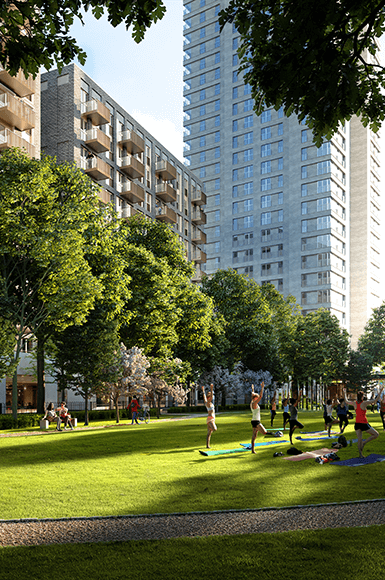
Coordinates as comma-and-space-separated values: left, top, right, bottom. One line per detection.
234, 363, 273, 405
199, 366, 237, 408
147, 357, 190, 418
97, 344, 150, 423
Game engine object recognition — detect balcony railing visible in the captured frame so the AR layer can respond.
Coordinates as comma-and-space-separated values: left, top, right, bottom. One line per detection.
118, 155, 145, 179
191, 228, 207, 244
191, 188, 206, 205
0, 92, 35, 131
155, 205, 177, 224
120, 181, 145, 204
192, 249, 207, 263
118, 130, 145, 154
0, 128, 35, 157
155, 181, 177, 203
97, 188, 111, 204
81, 99, 111, 125
81, 156, 111, 181
0, 68, 35, 97
191, 208, 206, 225
83, 127, 110, 153
155, 159, 177, 181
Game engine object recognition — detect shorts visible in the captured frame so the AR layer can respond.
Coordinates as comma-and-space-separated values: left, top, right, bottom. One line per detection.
355, 422, 371, 432
251, 420, 261, 428
325, 416, 333, 425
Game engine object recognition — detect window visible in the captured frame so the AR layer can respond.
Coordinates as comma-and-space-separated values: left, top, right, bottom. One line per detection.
200, 11, 205, 23
215, 30, 220, 42
317, 179, 330, 193
232, 185, 238, 198
261, 178, 271, 191
233, 54, 238, 66
215, 52, 220, 63
232, 169, 238, 181
244, 83, 252, 94
317, 197, 331, 211
261, 110, 271, 123
261, 195, 271, 208
317, 161, 331, 175
278, 123, 283, 135
200, 166, 206, 178
233, 153, 238, 164
232, 202, 238, 214
301, 220, 308, 233
233, 218, 238, 231
215, 225, 220, 236
215, 99, 220, 110
215, 84, 220, 95
244, 115, 253, 128
278, 192, 283, 204
200, 59, 206, 70
200, 105, 206, 116
317, 215, 331, 230
215, 194, 220, 205
200, 0, 205, 6
261, 161, 271, 174
215, 210, 220, 221
215, 178, 220, 189
301, 202, 308, 215
261, 212, 272, 225
200, 151, 206, 162
200, 120, 206, 131
244, 199, 253, 211
301, 166, 307, 178
244, 148, 253, 161
200, 89, 206, 100
215, 147, 220, 158
199, 136, 206, 147
232, 38, 238, 49
301, 148, 308, 161
215, 131, 220, 142
200, 43, 206, 54
244, 182, 253, 195
215, 241, 220, 252
200, 74, 206, 85
215, 68, 220, 79
233, 120, 238, 131
244, 131, 253, 145
232, 103, 238, 115
301, 130, 308, 143
278, 175, 283, 187
200, 27, 206, 38
261, 127, 271, 140
301, 184, 307, 197
233, 136, 238, 148
261, 144, 271, 157
244, 165, 253, 178
278, 158, 283, 170
215, 162, 220, 174
278, 140, 283, 152
233, 87, 238, 98
244, 215, 253, 228
215, 115, 220, 126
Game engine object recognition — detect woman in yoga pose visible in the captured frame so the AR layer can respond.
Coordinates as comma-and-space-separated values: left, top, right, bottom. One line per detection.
202, 384, 217, 448
344, 386, 383, 458
250, 382, 267, 454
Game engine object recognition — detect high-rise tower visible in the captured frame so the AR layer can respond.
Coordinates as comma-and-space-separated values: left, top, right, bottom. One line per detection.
183, 0, 383, 346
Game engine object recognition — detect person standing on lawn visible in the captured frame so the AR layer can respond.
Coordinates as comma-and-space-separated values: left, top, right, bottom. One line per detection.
324, 398, 335, 437
289, 390, 303, 445
336, 398, 349, 434
282, 398, 290, 431
202, 384, 217, 448
250, 382, 267, 454
129, 396, 140, 425
380, 392, 385, 430
344, 386, 384, 458
270, 391, 277, 427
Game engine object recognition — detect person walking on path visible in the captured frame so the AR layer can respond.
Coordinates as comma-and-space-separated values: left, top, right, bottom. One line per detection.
282, 398, 290, 431
289, 391, 303, 445
336, 398, 349, 434
250, 382, 267, 454
344, 386, 384, 458
129, 396, 140, 425
202, 384, 217, 448
270, 391, 277, 427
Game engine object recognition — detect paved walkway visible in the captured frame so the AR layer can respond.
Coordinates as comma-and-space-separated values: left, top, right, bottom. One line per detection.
1, 500, 385, 547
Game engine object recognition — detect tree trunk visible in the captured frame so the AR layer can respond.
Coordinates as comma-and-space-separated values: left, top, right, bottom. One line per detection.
36, 334, 46, 414
115, 396, 120, 423
84, 392, 89, 426
157, 394, 161, 419
12, 368, 18, 421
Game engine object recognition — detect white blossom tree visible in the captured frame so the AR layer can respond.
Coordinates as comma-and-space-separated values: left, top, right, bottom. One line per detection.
97, 344, 150, 423
199, 365, 242, 407
147, 357, 190, 418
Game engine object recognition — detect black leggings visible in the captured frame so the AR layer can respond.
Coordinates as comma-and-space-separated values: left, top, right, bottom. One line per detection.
270, 410, 276, 426
338, 414, 348, 431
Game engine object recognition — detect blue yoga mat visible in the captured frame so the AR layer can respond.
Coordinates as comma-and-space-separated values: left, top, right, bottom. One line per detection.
199, 448, 248, 456
330, 454, 385, 467
296, 435, 339, 441
240, 440, 289, 449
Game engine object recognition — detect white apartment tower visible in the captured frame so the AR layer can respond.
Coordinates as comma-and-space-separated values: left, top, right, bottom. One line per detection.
183, 0, 383, 346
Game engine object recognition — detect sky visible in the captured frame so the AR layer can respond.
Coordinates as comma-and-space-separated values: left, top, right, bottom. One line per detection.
69, 0, 184, 160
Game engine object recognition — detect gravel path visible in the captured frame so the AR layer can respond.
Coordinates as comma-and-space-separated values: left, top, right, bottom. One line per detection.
1, 500, 385, 547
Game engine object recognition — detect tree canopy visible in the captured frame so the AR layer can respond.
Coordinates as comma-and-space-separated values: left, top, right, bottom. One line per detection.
0, 0, 166, 77
219, 0, 385, 144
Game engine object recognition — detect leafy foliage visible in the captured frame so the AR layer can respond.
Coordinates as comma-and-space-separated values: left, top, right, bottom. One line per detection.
0, 0, 166, 77
358, 302, 385, 369
0, 316, 17, 380
219, 0, 385, 144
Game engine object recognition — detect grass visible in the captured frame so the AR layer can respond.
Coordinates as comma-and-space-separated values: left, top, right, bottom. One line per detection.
1, 409, 385, 520
1, 526, 385, 580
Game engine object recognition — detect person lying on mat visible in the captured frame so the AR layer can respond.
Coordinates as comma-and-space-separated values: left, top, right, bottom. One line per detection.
344, 386, 384, 458
250, 382, 267, 454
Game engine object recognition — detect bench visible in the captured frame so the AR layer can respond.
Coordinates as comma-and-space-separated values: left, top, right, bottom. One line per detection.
39, 417, 77, 430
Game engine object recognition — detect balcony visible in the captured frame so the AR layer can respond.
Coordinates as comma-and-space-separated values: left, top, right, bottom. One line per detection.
81, 99, 111, 126
0, 68, 35, 97
191, 208, 206, 225
155, 181, 177, 203
82, 156, 111, 181
97, 188, 111, 204
118, 155, 145, 179
0, 129, 35, 158
191, 228, 207, 244
192, 249, 207, 263
0, 92, 35, 130
155, 159, 177, 181
120, 181, 145, 204
155, 205, 177, 224
83, 127, 111, 153
191, 187, 207, 205
192, 266, 203, 283
118, 130, 145, 155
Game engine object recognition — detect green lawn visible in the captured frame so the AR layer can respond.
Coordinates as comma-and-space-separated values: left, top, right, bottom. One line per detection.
1, 526, 385, 580
1, 410, 385, 520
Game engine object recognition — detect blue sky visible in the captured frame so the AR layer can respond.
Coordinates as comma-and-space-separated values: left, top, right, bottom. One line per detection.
69, 0, 184, 160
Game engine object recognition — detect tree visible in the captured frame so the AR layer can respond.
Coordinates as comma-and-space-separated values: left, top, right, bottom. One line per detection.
0, 316, 18, 381
358, 302, 385, 368
343, 349, 374, 393
0, 0, 166, 77
97, 344, 150, 423
219, 0, 385, 144
147, 357, 190, 418
48, 308, 120, 426
0, 149, 117, 418
290, 309, 350, 387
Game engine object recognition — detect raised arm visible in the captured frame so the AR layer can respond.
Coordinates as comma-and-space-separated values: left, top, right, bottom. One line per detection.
343, 387, 355, 407
201, 385, 207, 404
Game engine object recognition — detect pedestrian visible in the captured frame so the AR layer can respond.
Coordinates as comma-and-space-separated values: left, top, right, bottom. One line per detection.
129, 396, 140, 425
289, 391, 303, 445
202, 384, 217, 448
336, 398, 349, 434
270, 391, 277, 427
282, 398, 290, 431
344, 386, 384, 458
250, 382, 267, 454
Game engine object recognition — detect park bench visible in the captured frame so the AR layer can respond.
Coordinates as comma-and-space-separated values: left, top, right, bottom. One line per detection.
39, 415, 77, 430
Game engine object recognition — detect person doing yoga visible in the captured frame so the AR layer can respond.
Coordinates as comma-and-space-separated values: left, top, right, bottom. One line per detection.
250, 382, 267, 454
344, 386, 384, 458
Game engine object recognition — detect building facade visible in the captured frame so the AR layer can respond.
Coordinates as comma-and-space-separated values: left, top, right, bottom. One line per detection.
41, 64, 206, 281
183, 0, 383, 346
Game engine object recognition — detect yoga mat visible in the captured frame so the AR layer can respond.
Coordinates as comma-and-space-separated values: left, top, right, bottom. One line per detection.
330, 454, 385, 467
199, 448, 248, 456
283, 448, 335, 462
300, 430, 337, 435
295, 435, 339, 441
240, 440, 289, 449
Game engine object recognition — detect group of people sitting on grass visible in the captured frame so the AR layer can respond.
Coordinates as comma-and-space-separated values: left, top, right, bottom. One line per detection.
202, 381, 385, 458
43, 402, 74, 431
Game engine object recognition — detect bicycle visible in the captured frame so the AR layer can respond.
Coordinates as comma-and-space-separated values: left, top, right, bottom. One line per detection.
138, 406, 150, 424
